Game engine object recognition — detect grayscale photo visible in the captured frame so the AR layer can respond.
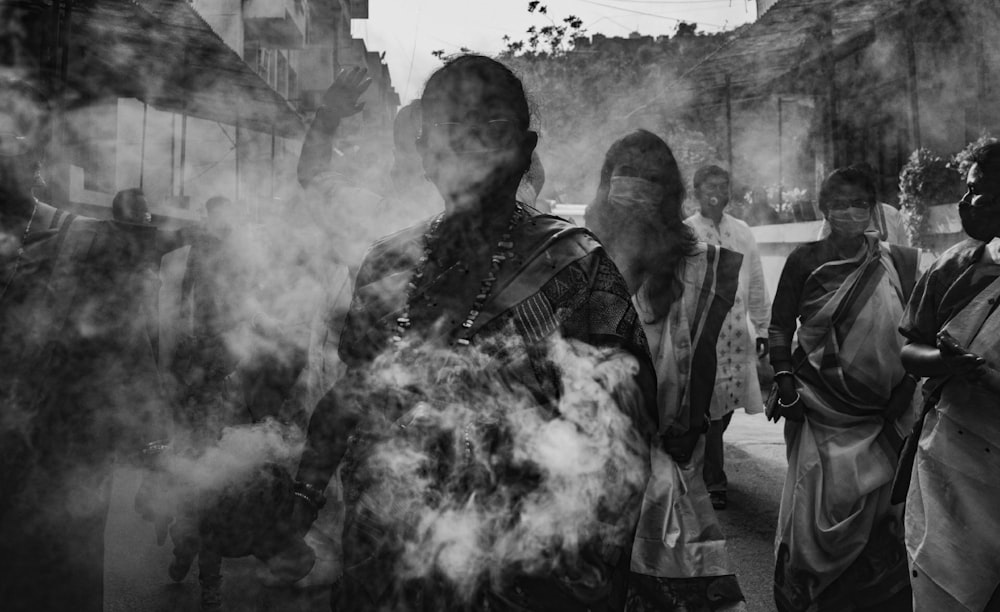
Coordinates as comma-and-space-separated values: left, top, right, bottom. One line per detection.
1, 0, 998, 610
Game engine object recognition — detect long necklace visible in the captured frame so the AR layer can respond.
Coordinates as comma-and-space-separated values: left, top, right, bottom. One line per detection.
393, 203, 526, 347
0, 203, 38, 302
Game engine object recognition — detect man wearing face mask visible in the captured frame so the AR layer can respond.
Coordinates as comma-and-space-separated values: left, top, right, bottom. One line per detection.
685, 165, 770, 510
898, 142, 1000, 611
767, 166, 919, 612
0, 78, 167, 611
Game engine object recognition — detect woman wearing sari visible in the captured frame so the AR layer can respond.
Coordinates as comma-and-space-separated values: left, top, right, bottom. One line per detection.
586, 130, 747, 612
291, 56, 657, 611
768, 166, 919, 612
899, 142, 1000, 611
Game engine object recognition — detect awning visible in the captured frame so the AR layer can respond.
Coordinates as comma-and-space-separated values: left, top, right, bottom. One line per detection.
13, 0, 304, 137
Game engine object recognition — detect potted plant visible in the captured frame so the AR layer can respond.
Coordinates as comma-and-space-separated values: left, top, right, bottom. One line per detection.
899, 149, 961, 248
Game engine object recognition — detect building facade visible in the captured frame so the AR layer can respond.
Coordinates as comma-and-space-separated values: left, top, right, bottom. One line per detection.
18, 0, 397, 222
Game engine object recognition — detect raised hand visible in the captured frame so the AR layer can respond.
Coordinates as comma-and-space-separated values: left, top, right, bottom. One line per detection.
318, 67, 373, 120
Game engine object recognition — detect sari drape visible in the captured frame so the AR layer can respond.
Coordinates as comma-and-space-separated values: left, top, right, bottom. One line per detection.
774, 237, 913, 612
906, 271, 1000, 611
298, 210, 656, 612
627, 243, 745, 611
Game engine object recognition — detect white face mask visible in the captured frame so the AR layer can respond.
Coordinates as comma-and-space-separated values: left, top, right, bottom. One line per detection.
827, 207, 871, 237
608, 176, 664, 208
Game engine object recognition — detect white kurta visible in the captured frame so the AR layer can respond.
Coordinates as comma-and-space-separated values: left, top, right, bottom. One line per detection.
685, 212, 769, 418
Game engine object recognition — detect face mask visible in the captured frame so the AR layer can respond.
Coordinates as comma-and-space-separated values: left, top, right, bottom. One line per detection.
959, 202, 1000, 242
827, 207, 871, 237
608, 176, 664, 208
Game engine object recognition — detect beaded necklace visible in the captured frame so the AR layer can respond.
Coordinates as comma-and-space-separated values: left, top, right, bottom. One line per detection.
393, 203, 526, 347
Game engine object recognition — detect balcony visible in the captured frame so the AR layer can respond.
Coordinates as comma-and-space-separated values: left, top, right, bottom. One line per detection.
244, 0, 307, 48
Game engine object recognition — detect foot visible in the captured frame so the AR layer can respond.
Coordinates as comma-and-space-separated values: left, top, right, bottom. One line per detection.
710, 491, 727, 510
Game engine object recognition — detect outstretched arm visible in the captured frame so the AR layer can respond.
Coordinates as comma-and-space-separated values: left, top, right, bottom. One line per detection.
297, 67, 372, 189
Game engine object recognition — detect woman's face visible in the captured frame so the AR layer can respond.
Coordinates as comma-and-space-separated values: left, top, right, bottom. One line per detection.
594, 155, 669, 272
419, 77, 533, 212
823, 182, 873, 238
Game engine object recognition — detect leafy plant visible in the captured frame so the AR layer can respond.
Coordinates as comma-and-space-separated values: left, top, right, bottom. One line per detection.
898, 148, 961, 248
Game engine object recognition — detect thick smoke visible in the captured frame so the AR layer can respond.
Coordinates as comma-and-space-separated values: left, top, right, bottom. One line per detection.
340, 334, 649, 601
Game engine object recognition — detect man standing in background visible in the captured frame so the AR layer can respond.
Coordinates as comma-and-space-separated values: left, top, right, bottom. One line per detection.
686, 165, 771, 510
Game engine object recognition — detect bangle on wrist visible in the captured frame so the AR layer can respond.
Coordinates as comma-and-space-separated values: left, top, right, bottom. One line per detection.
293, 481, 327, 510
774, 370, 795, 379
777, 393, 801, 409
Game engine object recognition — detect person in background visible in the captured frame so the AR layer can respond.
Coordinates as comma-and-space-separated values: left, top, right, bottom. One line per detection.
587, 130, 747, 612
768, 165, 919, 612
899, 142, 1000, 611
685, 164, 771, 510
0, 77, 166, 612
111, 188, 162, 357
172, 195, 254, 429
297, 67, 439, 241
817, 162, 908, 245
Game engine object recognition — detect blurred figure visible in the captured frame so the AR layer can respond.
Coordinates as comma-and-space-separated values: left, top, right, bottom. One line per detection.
685, 165, 770, 510
744, 187, 780, 226
173, 195, 252, 432
817, 163, 908, 244
587, 130, 747, 612
298, 67, 439, 242
769, 166, 918, 612
110, 187, 161, 356
0, 78, 166, 611
293, 54, 655, 611
289, 69, 441, 423
899, 142, 1000, 611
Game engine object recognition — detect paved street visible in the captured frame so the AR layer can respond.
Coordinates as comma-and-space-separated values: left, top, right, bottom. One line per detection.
715, 411, 788, 612
104, 410, 787, 612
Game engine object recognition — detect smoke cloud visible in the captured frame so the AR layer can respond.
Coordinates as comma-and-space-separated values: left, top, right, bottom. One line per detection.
336, 334, 649, 601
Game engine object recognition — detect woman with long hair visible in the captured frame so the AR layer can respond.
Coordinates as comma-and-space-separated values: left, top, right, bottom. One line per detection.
587, 129, 746, 612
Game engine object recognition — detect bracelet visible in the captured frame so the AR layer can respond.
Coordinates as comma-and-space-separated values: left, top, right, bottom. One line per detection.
293, 481, 327, 510
293, 491, 320, 513
777, 393, 801, 409
774, 370, 795, 379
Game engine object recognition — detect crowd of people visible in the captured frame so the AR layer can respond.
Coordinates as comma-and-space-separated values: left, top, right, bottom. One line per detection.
2, 51, 999, 612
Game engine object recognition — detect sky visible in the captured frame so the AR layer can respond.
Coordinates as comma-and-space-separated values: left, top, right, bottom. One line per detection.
354, 0, 760, 103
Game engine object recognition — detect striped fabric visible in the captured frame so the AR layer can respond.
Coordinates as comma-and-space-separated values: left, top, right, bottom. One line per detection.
774, 235, 913, 612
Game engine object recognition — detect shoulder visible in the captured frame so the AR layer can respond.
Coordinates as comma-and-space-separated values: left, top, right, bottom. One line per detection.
919, 238, 982, 282
514, 211, 601, 260
787, 240, 824, 262
779, 240, 827, 276
725, 213, 752, 232
355, 219, 431, 287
